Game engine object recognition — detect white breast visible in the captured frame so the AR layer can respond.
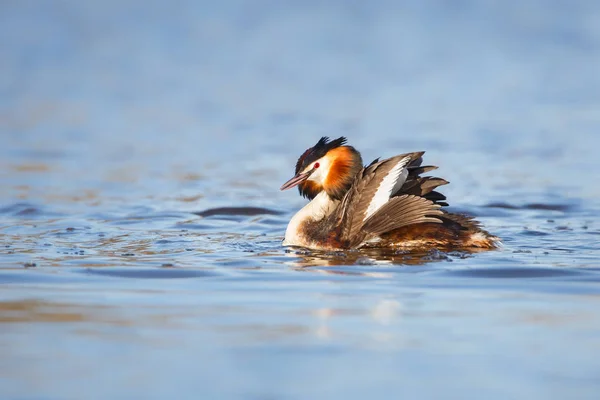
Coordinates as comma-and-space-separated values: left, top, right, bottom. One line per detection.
283, 192, 337, 247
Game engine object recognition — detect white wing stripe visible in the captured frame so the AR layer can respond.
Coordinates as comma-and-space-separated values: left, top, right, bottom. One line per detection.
363, 156, 411, 221
391, 168, 408, 196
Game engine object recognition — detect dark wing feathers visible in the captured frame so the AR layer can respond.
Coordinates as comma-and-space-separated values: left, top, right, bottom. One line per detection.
395, 176, 449, 199
407, 165, 438, 175
424, 190, 447, 202
405, 154, 424, 168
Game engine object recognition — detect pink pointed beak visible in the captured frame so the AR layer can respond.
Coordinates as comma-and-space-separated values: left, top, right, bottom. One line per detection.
280, 171, 312, 191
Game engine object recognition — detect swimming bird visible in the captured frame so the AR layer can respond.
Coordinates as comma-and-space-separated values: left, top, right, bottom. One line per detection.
280, 137, 499, 250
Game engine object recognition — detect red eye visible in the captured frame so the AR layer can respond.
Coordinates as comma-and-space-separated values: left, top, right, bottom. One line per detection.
314, 162, 320, 169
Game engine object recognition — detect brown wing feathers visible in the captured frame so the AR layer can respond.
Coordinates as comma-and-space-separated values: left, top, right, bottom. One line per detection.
338, 158, 396, 240
337, 152, 450, 247
338, 153, 435, 240
362, 195, 443, 235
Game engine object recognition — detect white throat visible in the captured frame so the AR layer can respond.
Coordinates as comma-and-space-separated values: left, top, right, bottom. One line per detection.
283, 191, 337, 246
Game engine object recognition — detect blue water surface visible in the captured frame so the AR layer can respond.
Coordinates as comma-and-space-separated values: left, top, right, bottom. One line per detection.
2, 1, 600, 399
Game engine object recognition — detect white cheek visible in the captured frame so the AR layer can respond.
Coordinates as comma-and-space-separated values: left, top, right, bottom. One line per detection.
306, 157, 331, 184
308, 168, 324, 182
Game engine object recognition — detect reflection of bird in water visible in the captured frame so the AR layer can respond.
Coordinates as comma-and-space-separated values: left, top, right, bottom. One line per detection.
283, 246, 483, 271
281, 137, 500, 251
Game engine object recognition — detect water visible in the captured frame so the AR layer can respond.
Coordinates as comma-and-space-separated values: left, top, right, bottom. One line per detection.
2, 1, 600, 399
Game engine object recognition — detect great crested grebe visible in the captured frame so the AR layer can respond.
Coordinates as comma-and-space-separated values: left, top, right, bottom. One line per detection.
280, 137, 500, 251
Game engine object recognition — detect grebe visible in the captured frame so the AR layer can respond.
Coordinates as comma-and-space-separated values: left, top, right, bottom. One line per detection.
280, 137, 499, 251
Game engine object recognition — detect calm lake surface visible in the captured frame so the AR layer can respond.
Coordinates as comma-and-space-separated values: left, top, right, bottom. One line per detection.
2, 1, 600, 399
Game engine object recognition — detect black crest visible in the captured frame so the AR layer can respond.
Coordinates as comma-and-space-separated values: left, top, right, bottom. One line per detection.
295, 136, 347, 174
